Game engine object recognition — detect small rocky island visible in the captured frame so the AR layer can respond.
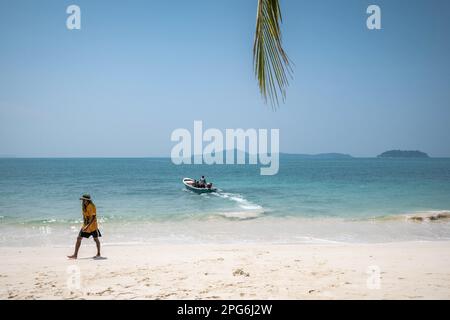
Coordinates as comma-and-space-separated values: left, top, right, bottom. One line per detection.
377, 150, 430, 158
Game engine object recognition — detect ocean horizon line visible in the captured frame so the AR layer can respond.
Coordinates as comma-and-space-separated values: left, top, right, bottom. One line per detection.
1, 155, 449, 159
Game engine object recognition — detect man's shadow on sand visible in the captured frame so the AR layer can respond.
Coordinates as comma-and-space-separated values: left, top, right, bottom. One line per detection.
76, 256, 108, 260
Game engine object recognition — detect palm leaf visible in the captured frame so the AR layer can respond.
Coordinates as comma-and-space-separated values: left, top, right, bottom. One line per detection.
253, 0, 293, 109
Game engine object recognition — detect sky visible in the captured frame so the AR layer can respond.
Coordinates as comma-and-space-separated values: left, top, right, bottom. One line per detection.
0, 0, 449, 157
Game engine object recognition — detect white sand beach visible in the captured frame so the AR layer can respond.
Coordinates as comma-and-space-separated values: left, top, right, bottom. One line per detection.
1, 241, 450, 300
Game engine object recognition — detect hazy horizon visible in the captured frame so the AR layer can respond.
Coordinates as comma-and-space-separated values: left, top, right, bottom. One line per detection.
0, 150, 446, 159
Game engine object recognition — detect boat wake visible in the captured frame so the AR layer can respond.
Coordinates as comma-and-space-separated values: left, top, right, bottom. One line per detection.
210, 191, 265, 220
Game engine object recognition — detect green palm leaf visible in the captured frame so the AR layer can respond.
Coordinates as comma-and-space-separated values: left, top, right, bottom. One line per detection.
254, 0, 293, 109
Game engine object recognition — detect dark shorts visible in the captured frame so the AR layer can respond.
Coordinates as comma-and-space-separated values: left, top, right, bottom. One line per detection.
78, 229, 102, 238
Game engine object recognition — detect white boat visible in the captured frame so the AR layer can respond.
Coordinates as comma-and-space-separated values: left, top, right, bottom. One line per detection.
183, 177, 217, 194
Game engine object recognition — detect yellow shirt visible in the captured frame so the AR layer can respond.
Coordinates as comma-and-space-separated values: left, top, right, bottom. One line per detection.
82, 203, 98, 233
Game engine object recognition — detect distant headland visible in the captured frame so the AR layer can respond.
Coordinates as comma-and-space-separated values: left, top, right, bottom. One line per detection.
280, 153, 353, 159
377, 150, 430, 158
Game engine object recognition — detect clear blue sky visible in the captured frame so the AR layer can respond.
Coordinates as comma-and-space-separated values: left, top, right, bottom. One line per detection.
1, 0, 449, 157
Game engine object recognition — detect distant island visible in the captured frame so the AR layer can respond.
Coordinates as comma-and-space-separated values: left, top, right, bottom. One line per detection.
377, 150, 430, 158
175, 149, 437, 160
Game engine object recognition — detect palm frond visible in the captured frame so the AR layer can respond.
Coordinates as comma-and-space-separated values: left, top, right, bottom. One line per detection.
253, 0, 292, 109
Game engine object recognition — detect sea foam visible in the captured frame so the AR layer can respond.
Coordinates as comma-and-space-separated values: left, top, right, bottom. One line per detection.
210, 192, 265, 220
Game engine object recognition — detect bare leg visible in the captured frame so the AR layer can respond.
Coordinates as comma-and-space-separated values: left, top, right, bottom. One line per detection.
94, 237, 101, 258
67, 237, 82, 259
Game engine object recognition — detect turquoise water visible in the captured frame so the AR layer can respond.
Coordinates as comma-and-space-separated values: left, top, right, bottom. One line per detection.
1, 157, 450, 245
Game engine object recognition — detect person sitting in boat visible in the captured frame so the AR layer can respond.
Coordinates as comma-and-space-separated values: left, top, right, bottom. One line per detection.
199, 176, 206, 188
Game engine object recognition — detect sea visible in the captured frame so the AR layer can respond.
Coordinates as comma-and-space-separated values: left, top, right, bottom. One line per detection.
1, 157, 450, 246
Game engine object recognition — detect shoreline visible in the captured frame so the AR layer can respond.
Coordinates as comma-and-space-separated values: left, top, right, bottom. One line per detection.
2, 215, 450, 247
13, 238, 450, 248
1, 241, 450, 299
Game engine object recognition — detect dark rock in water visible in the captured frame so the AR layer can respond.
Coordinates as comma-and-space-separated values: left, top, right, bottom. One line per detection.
407, 211, 450, 222
377, 150, 429, 158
